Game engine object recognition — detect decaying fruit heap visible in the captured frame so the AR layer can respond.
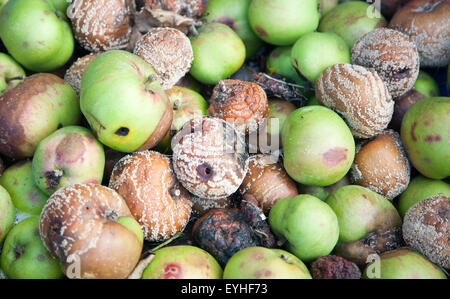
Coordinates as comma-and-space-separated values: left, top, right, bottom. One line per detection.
0, 0, 448, 280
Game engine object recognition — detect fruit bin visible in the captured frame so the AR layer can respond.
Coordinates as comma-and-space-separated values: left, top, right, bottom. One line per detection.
0, 0, 448, 281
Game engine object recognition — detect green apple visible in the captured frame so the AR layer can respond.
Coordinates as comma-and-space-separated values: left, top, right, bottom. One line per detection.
32, 126, 105, 195
269, 195, 339, 262
0, 160, 48, 215
248, 0, 320, 46
80, 50, 173, 153
326, 185, 402, 265
397, 176, 450, 218
0, 216, 64, 279
297, 175, 350, 201
189, 22, 246, 85
400, 97, 450, 179
117, 216, 144, 245
223, 246, 312, 279
48, 0, 69, 14
0, 185, 14, 244
156, 86, 208, 153
142, 245, 223, 279
282, 105, 355, 186
318, 1, 387, 49
0, 0, 8, 11
0, 73, 80, 158
318, 0, 338, 16
0, 0, 74, 72
291, 31, 350, 83
202, 0, 263, 58
414, 71, 440, 98
266, 46, 307, 85
0, 52, 25, 94
363, 248, 447, 279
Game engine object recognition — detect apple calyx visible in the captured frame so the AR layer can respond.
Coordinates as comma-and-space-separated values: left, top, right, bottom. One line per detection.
44, 169, 64, 189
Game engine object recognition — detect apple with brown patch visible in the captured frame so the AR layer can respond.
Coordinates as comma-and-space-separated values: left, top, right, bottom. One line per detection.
32, 126, 105, 196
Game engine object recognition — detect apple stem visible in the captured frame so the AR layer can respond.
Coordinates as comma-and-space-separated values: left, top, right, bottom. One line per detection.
147, 232, 184, 253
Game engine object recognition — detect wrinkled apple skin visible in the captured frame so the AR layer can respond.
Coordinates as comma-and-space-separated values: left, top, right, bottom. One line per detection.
248, 0, 320, 46
363, 248, 447, 279
282, 106, 355, 186
142, 245, 223, 279
223, 246, 312, 279
0, 0, 74, 72
397, 176, 450, 218
318, 1, 387, 48
0, 73, 80, 159
269, 194, 339, 262
80, 50, 173, 153
0, 52, 25, 94
189, 23, 246, 85
400, 97, 450, 179
32, 126, 105, 196
0, 160, 48, 215
0, 216, 64, 279
0, 185, 14, 244
202, 0, 263, 58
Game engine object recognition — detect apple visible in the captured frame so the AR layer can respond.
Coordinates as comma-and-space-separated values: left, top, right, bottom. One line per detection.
266, 46, 307, 85
363, 248, 447, 279
248, 0, 320, 46
281, 105, 355, 186
117, 216, 144, 245
202, 0, 263, 58
223, 246, 312, 279
32, 126, 105, 195
189, 22, 246, 85
48, 0, 69, 14
0, 216, 64, 279
297, 175, 350, 201
291, 31, 350, 83
0, 0, 8, 11
318, 1, 387, 48
80, 50, 173, 153
414, 70, 440, 98
318, 0, 338, 16
397, 176, 450, 218
0, 185, 14, 244
401, 97, 450, 179
269, 194, 339, 262
0, 0, 74, 72
0, 52, 25, 94
0, 160, 48, 215
0, 73, 81, 159
326, 185, 402, 266
156, 86, 208, 153
141, 245, 223, 279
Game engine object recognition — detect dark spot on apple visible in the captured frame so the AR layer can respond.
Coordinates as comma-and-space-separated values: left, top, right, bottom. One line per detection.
14, 245, 24, 259
272, 51, 281, 59
115, 127, 129, 137
410, 122, 417, 141
197, 162, 215, 182
37, 254, 45, 261
215, 17, 236, 30
424, 158, 431, 163
424, 120, 430, 126
392, 68, 410, 81
163, 263, 182, 279
23, 42, 28, 48
44, 169, 63, 189
362, 194, 368, 199
424, 135, 442, 143
255, 26, 268, 37
323, 148, 348, 167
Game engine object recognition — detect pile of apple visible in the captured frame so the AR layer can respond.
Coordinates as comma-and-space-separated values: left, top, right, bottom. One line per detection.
0, 0, 448, 280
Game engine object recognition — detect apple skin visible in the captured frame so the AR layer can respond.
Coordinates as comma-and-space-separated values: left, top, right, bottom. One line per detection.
189, 22, 246, 85
269, 195, 339, 262
266, 46, 307, 85
156, 86, 208, 153
318, 1, 387, 49
400, 97, 450, 179
142, 245, 223, 279
248, 0, 320, 46
32, 126, 105, 196
0, 216, 64, 279
297, 175, 350, 201
0, 185, 14, 244
0, 0, 8, 11
202, 0, 263, 58
0, 73, 80, 159
318, 0, 338, 16
363, 248, 447, 279
80, 50, 173, 153
0, 52, 25, 94
117, 216, 144, 245
223, 246, 312, 279
291, 31, 350, 83
281, 105, 355, 186
414, 71, 440, 98
0, 160, 48, 215
0, 0, 74, 72
397, 176, 450, 218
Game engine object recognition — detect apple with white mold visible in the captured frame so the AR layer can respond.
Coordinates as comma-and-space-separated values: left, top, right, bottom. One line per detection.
32, 126, 105, 196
